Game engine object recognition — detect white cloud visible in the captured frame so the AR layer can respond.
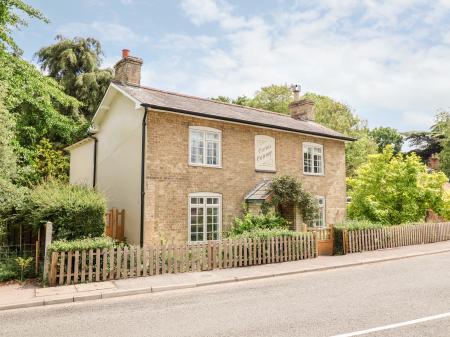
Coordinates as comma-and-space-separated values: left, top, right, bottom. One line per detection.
147, 0, 450, 131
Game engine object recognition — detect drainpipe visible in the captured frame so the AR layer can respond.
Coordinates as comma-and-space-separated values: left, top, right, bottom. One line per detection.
140, 105, 149, 247
88, 134, 98, 189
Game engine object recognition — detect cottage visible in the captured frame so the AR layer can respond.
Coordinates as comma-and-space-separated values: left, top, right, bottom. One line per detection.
67, 50, 353, 245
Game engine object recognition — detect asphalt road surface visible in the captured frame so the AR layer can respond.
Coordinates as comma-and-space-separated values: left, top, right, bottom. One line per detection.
1, 252, 450, 337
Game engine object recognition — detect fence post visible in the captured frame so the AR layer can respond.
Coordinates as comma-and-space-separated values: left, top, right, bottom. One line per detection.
42, 221, 53, 282
342, 229, 348, 255
314, 231, 319, 257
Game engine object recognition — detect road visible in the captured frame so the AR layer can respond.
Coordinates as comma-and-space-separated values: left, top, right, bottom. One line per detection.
1, 252, 450, 337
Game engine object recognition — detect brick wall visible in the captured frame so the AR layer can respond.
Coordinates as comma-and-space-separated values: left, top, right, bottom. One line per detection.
143, 110, 347, 244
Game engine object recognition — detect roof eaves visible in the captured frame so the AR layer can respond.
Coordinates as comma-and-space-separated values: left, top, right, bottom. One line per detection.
141, 103, 355, 142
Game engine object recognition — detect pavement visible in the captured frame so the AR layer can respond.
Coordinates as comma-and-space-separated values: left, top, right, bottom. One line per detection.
1, 240, 450, 312
2, 245, 450, 337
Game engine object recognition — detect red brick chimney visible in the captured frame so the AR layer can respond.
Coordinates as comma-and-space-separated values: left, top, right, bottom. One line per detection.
289, 84, 315, 121
113, 49, 143, 86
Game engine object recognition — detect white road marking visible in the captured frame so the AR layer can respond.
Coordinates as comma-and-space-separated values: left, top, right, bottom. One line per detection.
330, 311, 450, 337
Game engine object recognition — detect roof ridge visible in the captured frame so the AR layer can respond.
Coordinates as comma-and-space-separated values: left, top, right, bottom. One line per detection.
116, 81, 299, 120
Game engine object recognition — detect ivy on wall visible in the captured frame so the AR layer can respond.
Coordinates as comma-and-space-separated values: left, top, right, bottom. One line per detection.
267, 175, 319, 223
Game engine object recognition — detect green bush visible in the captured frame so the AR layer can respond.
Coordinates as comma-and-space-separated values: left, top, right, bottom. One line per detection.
0, 257, 35, 282
227, 228, 308, 240
25, 181, 106, 240
48, 236, 116, 252
348, 146, 448, 224
0, 259, 18, 282
0, 177, 29, 238
229, 213, 289, 236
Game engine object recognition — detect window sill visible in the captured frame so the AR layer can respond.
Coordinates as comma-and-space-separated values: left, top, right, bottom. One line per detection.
189, 163, 222, 169
188, 239, 221, 245
303, 172, 325, 177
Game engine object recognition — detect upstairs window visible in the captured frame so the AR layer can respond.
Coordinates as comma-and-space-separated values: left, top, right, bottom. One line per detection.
303, 142, 323, 175
189, 193, 221, 242
189, 127, 221, 167
310, 196, 326, 228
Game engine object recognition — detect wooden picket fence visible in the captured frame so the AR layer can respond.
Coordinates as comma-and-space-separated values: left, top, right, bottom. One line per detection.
48, 234, 317, 286
343, 222, 450, 254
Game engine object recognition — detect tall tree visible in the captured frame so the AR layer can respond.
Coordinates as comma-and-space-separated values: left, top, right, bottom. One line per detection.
406, 111, 450, 164
369, 126, 404, 154
36, 36, 113, 119
248, 84, 292, 114
0, 48, 85, 185
0, 0, 47, 53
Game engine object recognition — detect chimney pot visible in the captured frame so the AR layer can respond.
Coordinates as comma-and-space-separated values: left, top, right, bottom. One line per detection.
114, 50, 143, 86
291, 84, 300, 101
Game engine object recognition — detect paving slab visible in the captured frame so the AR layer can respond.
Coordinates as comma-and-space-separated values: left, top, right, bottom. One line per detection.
35, 285, 76, 297
75, 281, 115, 292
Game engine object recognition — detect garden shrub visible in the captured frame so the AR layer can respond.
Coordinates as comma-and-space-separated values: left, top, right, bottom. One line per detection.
48, 236, 116, 252
227, 228, 309, 240
25, 181, 106, 240
348, 146, 448, 224
0, 177, 29, 241
229, 213, 289, 236
0, 257, 35, 282
0, 259, 18, 282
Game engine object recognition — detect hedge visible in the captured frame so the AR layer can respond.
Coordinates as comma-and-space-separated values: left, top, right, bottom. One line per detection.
48, 236, 116, 252
26, 182, 107, 240
333, 220, 423, 254
227, 228, 308, 240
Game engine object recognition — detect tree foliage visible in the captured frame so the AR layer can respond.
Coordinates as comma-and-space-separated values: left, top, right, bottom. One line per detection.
0, 81, 16, 180
348, 146, 448, 224
406, 111, 449, 162
0, 48, 86, 185
0, 0, 47, 53
36, 35, 113, 119
369, 126, 404, 154
30, 138, 69, 183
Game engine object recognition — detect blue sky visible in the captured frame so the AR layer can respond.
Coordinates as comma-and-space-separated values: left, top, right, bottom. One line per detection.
15, 0, 450, 132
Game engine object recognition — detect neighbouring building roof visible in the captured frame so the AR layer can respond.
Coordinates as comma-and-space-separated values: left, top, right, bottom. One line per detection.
112, 82, 354, 142
245, 180, 273, 202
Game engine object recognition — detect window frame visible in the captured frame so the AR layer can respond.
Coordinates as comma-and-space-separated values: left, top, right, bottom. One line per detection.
188, 126, 222, 168
302, 142, 324, 176
310, 196, 326, 228
188, 192, 222, 243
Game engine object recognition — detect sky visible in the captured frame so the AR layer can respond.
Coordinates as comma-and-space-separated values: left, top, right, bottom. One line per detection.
14, 0, 450, 132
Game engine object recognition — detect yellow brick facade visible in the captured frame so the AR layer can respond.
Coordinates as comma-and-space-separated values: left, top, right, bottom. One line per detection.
143, 110, 347, 244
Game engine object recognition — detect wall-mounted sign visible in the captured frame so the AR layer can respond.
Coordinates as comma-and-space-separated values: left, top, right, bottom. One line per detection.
255, 135, 276, 171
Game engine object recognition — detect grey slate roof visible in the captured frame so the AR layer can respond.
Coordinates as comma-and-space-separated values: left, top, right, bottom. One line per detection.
114, 82, 354, 141
245, 180, 273, 201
